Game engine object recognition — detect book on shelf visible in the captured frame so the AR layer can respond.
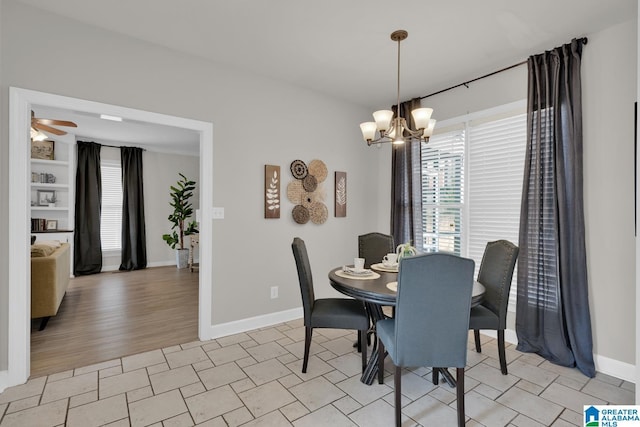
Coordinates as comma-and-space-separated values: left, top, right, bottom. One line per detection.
31, 218, 48, 231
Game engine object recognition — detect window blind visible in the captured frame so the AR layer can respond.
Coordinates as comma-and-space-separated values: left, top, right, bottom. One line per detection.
100, 162, 122, 251
421, 129, 465, 255
467, 113, 526, 309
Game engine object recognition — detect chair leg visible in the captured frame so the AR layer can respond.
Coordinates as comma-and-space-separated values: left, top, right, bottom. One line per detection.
498, 329, 508, 374
394, 366, 402, 427
360, 329, 367, 373
302, 326, 313, 373
356, 331, 362, 353
456, 367, 465, 427
432, 368, 439, 385
473, 329, 481, 353
377, 339, 385, 384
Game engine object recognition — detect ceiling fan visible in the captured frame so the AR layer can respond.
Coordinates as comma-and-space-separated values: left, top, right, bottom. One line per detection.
31, 110, 77, 140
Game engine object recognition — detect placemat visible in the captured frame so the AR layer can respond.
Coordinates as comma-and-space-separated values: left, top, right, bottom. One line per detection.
335, 270, 381, 280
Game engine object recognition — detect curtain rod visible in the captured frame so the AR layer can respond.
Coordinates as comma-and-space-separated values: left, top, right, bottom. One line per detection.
100, 143, 146, 151
419, 37, 588, 100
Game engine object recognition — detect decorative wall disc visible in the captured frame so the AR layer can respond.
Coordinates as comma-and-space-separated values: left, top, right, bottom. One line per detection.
287, 180, 304, 204
290, 160, 308, 179
309, 202, 328, 224
308, 159, 328, 183
302, 174, 318, 192
292, 205, 310, 224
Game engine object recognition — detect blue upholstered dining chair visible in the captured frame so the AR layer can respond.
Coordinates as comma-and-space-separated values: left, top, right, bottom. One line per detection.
469, 240, 519, 375
291, 237, 370, 374
358, 232, 395, 268
377, 253, 474, 427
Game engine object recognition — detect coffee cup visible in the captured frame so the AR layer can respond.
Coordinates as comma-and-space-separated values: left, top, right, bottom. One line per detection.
382, 253, 398, 267
354, 257, 365, 271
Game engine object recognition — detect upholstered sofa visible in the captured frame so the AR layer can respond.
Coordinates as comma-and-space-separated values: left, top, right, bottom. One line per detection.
31, 242, 71, 330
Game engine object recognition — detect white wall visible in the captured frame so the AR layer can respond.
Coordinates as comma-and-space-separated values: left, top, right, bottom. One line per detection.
0, 1, 381, 371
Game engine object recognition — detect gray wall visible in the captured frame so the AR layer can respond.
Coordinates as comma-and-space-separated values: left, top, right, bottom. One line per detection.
99, 145, 200, 269
0, 0, 635, 375
0, 0, 6, 373
0, 1, 381, 370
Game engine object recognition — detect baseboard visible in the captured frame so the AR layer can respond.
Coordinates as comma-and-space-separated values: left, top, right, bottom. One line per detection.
594, 354, 636, 383
479, 329, 636, 383
205, 308, 303, 340
102, 260, 175, 272
0, 369, 8, 394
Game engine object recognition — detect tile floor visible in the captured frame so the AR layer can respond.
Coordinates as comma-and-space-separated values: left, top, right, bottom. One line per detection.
0, 319, 634, 426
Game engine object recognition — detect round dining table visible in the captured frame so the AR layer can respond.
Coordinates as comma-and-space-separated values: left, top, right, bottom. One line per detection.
328, 265, 486, 386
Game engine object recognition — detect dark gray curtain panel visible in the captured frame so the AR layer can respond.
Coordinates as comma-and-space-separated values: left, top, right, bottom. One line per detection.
391, 98, 424, 250
119, 147, 147, 271
74, 141, 103, 275
516, 38, 595, 377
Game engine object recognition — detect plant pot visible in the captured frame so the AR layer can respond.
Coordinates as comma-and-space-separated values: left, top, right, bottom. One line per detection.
48, 203, 55, 208
175, 248, 189, 269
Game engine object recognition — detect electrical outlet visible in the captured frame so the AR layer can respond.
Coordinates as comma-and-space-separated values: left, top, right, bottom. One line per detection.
270, 286, 278, 299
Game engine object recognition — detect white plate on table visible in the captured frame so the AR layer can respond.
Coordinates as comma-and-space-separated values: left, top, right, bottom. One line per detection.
371, 263, 398, 273
386, 281, 398, 291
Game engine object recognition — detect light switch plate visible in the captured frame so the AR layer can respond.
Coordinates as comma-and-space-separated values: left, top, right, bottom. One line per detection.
212, 207, 225, 219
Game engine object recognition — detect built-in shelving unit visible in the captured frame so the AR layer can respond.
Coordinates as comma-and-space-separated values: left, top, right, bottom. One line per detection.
30, 140, 75, 272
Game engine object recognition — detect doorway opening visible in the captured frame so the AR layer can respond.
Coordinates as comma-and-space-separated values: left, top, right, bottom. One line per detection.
8, 87, 214, 386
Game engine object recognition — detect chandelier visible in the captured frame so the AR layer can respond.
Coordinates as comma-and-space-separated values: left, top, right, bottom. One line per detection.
360, 30, 436, 146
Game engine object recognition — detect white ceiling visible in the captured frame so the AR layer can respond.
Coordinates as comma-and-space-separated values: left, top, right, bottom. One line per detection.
19, 0, 637, 150
32, 105, 200, 155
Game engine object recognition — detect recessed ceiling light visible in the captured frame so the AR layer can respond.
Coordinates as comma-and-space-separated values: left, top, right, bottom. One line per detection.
100, 114, 123, 122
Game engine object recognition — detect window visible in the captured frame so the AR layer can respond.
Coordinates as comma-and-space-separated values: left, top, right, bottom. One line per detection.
421, 128, 465, 254
421, 102, 526, 308
100, 161, 122, 251
467, 112, 526, 309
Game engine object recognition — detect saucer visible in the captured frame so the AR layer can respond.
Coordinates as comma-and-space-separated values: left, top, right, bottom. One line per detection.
370, 263, 398, 273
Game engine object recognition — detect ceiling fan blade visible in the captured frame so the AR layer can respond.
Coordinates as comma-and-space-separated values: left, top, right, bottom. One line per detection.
33, 118, 77, 128
33, 123, 67, 136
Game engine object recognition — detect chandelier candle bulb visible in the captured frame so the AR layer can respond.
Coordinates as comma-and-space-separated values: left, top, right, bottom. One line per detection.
360, 122, 377, 141
422, 119, 437, 138
373, 110, 393, 131
411, 108, 433, 129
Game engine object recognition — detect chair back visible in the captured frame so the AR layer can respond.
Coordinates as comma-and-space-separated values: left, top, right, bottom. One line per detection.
358, 232, 395, 268
393, 253, 474, 368
291, 237, 315, 325
477, 240, 519, 328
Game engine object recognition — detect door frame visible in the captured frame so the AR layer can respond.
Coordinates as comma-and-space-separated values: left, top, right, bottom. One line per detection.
8, 87, 214, 385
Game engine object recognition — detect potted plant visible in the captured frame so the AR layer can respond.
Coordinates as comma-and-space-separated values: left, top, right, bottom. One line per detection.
162, 173, 199, 268
45, 194, 57, 207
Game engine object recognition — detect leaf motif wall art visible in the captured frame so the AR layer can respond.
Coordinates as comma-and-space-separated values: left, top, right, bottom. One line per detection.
264, 165, 280, 218
335, 171, 347, 217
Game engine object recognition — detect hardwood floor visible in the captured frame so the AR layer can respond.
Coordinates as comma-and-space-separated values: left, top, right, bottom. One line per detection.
30, 266, 199, 379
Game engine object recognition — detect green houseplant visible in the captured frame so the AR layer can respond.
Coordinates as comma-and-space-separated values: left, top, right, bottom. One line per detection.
162, 173, 198, 268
